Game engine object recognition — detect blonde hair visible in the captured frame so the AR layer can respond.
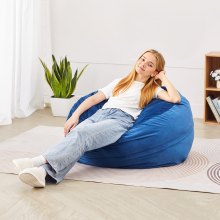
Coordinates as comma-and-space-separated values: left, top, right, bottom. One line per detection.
112, 49, 165, 108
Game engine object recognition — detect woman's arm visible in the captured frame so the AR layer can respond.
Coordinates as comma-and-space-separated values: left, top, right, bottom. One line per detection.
155, 71, 181, 103
64, 91, 106, 136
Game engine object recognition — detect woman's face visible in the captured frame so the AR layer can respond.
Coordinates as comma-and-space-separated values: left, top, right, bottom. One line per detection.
135, 52, 158, 79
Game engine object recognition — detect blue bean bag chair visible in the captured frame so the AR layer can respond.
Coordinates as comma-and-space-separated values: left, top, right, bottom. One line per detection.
67, 91, 194, 169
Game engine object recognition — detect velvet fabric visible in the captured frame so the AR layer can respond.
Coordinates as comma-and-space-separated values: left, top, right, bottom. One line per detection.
67, 92, 194, 168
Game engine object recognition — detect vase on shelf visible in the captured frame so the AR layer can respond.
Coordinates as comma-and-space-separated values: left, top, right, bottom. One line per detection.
217, 81, 220, 89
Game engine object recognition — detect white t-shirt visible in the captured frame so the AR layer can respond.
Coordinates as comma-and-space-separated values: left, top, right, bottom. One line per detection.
99, 79, 164, 119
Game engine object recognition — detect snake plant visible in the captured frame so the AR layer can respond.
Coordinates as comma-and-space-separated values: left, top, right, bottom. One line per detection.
40, 55, 88, 98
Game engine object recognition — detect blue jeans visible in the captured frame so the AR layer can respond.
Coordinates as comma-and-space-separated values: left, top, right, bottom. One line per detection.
42, 108, 134, 183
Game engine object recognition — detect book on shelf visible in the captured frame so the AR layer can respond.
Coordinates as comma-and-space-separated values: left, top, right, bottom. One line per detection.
212, 96, 220, 116
206, 96, 220, 123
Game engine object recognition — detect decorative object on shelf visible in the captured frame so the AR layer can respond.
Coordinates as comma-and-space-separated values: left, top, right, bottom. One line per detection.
210, 69, 220, 88
40, 55, 88, 116
212, 96, 220, 116
217, 81, 220, 89
206, 96, 220, 123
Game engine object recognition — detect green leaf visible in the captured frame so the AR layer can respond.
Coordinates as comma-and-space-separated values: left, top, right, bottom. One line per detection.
51, 72, 61, 97
39, 58, 52, 89
59, 59, 64, 77
65, 64, 73, 96
76, 64, 89, 82
66, 70, 77, 98
52, 55, 61, 82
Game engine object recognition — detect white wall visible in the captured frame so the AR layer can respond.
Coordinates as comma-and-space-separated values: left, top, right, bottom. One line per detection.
48, 0, 220, 118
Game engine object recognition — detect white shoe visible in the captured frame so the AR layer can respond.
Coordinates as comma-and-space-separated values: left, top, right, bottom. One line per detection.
19, 167, 46, 188
12, 158, 33, 173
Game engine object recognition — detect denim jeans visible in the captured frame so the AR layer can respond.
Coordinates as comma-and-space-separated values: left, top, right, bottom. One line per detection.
42, 108, 134, 183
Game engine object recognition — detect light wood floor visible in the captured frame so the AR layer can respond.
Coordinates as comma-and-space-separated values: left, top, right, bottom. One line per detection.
0, 108, 220, 220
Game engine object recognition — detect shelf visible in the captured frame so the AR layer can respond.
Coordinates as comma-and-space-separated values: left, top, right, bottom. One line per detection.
204, 52, 220, 125
206, 52, 220, 58
205, 87, 220, 91
204, 119, 220, 125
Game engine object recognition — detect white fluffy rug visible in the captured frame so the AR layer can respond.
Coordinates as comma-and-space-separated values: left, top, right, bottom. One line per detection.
1, 126, 220, 193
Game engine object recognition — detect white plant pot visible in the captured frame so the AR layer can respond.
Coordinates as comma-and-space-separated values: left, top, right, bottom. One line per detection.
217, 81, 220, 89
50, 95, 79, 117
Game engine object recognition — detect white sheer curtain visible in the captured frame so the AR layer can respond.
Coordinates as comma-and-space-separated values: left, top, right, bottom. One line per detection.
0, 0, 51, 125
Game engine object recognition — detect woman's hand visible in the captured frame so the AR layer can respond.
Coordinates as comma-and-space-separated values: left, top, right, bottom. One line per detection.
64, 114, 79, 137
63, 91, 106, 137
154, 70, 166, 81
154, 70, 181, 103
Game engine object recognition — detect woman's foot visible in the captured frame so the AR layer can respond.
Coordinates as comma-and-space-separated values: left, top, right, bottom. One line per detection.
12, 156, 46, 173
19, 167, 46, 188
12, 158, 34, 173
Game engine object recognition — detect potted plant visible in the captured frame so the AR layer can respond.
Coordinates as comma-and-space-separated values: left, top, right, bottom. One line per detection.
210, 69, 220, 89
40, 55, 88, 116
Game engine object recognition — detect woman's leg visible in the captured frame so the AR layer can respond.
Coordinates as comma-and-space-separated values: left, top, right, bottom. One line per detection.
43, 109, 134, 183
16, 117, 94, 187
12, 117, 93, 173
17, 109, 134, 187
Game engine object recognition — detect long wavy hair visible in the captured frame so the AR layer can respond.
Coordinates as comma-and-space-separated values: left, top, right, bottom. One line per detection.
112, 49, 165, 108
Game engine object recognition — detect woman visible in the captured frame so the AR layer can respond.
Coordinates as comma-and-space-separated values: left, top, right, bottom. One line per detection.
13, 49, 181, 188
